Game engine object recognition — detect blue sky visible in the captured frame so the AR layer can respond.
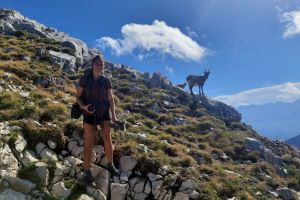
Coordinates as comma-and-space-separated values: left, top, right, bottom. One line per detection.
1, 0, 300, 106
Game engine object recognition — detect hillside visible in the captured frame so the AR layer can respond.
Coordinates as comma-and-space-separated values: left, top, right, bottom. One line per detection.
0, 9, 300, 200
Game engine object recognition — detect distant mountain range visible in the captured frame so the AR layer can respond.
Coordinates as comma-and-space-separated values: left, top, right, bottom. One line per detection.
286, 134, 300, 149
238, 98, 300, 140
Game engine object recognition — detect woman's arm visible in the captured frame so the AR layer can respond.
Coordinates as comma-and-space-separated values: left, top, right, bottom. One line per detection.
108, 88, 117, 121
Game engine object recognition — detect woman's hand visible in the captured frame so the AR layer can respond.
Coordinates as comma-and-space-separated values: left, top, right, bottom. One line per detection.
81, 104, 95, 114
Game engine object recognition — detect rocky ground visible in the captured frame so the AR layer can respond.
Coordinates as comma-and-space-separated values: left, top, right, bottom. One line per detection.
0, 8, 300, 200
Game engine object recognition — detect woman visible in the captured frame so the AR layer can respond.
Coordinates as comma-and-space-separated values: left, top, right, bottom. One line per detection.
76, 55, 119, 184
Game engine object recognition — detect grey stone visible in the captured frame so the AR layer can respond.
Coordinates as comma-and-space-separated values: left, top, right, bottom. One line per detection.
0, 188, 27, 200
14, 134, 27, 153
35, 142, 46, 155
5, 176, 35, 194
110, 183, 128, 200
86, 186, 107, 200
93, 166, 110, 196
0, 145, 19, 177
120, 156, 137, 174
34, 162, 49, 185
47, 140, 57, 149
77, 194, 94, 200
173, 192, 189, 200
52, 182, 71, 199
40, 148, 58, 161
276, 187, 297, 200
21, 150, 38, 166
179, 179, 197, 192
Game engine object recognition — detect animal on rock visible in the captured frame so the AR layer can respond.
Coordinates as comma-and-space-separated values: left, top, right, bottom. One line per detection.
186, 69, 211, 95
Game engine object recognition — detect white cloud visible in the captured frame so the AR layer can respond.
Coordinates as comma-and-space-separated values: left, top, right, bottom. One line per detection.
186, 26, 198, 38
165, 66, 174, 75
214, 82, 300, 108
280, 9, 300, 38
96, 20, 207, 62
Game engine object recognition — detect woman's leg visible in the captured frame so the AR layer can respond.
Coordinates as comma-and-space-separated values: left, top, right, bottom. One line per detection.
102, 120, 113, 163
83, 123, 96, 170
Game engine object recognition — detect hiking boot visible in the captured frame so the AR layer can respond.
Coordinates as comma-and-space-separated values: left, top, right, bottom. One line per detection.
107, 162, 120, 176
82, 169, 94, 185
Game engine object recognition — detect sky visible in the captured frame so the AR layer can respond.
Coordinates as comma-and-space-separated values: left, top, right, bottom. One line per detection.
1, 0, 300, 108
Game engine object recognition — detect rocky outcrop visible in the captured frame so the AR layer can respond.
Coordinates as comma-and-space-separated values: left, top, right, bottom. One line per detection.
0, 9, 89, 64
245, 137, 284, 172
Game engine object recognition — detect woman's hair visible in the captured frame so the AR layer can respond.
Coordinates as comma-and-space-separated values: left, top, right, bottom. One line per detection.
92, 55, 104, 65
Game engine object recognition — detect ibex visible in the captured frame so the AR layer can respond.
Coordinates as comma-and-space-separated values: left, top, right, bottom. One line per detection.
176, 82, 186, 89
186, 69, 211, 95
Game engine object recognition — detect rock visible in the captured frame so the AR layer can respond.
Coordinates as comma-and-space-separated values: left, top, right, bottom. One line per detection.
152, 180, 163, 195
94, 167, 110, 197
68, 140, 78, 152
5, 176, 35, 194
47, 140, 57, 149
77, 194, 94, 200
0, 9, 89, 65
267, 191, 278, 198
48, 50, 76, 74
179, 179, 197, 192
194, 95, 242, 122
223, 170, 241, 177
65, 156, 83, 166
245, 138, 283, 170
35, 142, 47, 155
52, 182, 71, 199
148, 72, 172, 90
147, 173, 162, 182
134, 179, 145, 193
133, 192, 148, 200
34, 162, 49, 185
129, 177, 138, 190
172, 117, 185, 125
86, 186, 107, 200
120, 156, 137, 174
0, 144, 19, 177
110, 183, 129, 200
40, 148, 58, 161
14, 134, 27, 153
0, 188, 27, 200
276, 187, 297, 200
189, 190, 200, 199
21, 150, 38, 166
144, 180, 151, 194
173, 192, 189, 200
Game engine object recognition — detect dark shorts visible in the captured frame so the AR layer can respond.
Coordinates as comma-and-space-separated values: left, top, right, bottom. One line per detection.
83, 112, 110, 125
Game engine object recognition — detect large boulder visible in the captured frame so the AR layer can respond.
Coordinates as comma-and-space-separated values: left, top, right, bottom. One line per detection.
245, 138, 283, 170
148, 72, 173, 90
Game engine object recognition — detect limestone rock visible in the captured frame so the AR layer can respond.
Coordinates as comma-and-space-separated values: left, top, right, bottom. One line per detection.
40, 148, 58, 161
87, 186, 107, 200
5, 176, 35, 194
110, 183, 128, 200
120, 156, 137, 174
173, 192, 189, 200
47, 140, 57, 149
52, 181, 71, 199
34, 162, 49, 185
0, 188, 27, 200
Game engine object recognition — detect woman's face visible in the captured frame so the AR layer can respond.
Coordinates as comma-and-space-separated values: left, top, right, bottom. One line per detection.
92, 59, 104, 74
